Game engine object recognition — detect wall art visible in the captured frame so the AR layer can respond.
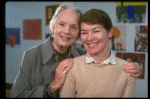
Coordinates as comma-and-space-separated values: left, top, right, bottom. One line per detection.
5, 28, 20, 47
116, 52, 145, 79
23, 19, 42, 40
45, 4, 60, 27
135, 25, 148, 52
116, 1, 146, 23
110, 25, 126, 51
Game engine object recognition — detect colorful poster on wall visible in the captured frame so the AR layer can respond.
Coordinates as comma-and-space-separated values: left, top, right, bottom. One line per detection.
135, 25, 148, 52
110, 25, 126, 51
116, 52, 145, 79
5, 28, 20, 47
116, 1, 146, 23
23, 19, 42, 40
45, 4, 60, 27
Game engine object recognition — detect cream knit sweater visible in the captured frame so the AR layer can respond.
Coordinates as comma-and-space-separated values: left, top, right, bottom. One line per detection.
60, 55, 135, 98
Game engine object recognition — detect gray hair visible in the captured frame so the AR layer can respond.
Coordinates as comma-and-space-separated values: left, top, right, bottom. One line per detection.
49, 3, 82, 34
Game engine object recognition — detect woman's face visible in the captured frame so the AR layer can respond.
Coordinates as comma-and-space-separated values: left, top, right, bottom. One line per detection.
52, 9, 79, 47
80, 23, 113, 55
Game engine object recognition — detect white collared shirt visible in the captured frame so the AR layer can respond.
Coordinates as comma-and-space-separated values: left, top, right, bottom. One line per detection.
85, 51, 116, 65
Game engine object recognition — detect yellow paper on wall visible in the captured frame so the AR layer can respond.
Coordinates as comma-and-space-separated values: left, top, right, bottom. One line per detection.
48, 8, 52, 19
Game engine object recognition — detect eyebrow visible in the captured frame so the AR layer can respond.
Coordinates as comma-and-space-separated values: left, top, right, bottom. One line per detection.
59, 20, 78, 26
81, 27, 102, 31
92, 27, 102, 30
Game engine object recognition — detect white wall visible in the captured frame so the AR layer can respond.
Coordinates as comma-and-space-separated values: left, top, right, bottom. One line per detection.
5, 2, 148, 97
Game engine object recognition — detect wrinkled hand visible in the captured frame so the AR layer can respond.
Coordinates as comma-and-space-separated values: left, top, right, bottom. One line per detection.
50, 58, 73, 92
124, 59, 141, 78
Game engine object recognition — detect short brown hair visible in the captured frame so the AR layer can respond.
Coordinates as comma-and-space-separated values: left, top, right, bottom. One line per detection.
78, 8, 113, 37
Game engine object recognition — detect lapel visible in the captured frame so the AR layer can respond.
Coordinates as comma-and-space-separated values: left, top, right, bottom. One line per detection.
41, 37, 82, 64
41, 37, 55, 64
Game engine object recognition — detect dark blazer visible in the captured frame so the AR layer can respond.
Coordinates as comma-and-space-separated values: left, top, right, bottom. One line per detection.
10, 37, 86, 98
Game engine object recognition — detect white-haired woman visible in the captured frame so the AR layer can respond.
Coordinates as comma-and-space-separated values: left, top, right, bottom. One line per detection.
10, 3, 141, 98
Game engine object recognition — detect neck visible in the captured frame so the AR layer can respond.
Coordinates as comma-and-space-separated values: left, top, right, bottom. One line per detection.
51, 39, 69, 54
92, 48, 111, 64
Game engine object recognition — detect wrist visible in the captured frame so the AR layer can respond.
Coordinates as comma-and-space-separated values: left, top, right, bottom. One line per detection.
50, 82, 60, 93
44, 85, 53, 98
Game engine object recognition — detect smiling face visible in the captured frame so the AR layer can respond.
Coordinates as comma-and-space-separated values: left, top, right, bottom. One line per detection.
52, 9, 79, 47
81, 23, 113, 56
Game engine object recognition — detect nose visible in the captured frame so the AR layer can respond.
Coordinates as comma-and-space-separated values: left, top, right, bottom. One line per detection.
87, 32, 94, 41
64, 25, 70, 35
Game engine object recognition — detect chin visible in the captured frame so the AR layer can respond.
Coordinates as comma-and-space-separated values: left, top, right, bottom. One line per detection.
59, 41, 72, 47
88, 51, 98, 55
86, 49, 97, 55
86, 47, 103, 55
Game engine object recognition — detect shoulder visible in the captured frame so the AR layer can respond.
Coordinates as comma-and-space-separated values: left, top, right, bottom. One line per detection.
71, 55, 86, 69
73, 54, 86, 63
115, 57, 129, 65
71, 55, 86, 72
114, 57, 132, 77
69, 55, 86, 78
25, 44, 42, 56
23, 43, 43, 62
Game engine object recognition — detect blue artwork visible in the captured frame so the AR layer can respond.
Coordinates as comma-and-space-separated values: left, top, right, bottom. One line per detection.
5, 28, 20, 47
116, 2, 146, 23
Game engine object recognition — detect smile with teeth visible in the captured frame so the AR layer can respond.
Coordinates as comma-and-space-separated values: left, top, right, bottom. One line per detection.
87, 42, 99, 46
60, 36, 71, 40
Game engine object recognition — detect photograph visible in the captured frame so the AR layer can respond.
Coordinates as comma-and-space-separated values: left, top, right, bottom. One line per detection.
135, 25, 148, 52
110, 25, 126, 51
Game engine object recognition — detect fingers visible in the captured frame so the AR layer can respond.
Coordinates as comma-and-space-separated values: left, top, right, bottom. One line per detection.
125, 69, 137, 74
56, 58, 73, 74
124, 62, 141, 78
63, 59, 73, 68
124, 63, 135, 71
124, 63, 141, 73
127, 58, 132, 63
63, 60, 73, 74
130, 73, 140, 78
61, 59, 73, 66
63, 64, 72, 73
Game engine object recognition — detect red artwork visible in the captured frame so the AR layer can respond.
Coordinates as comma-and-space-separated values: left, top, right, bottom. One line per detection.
7, 33, 17, 46
23, 19, 42, 40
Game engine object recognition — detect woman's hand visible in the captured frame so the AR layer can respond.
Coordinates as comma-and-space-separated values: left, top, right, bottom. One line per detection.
124, 59, 141, 78
50, 58, 73, 93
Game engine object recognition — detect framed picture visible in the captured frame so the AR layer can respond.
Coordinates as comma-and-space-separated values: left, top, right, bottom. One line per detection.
116, 52, 145, 79
110, 25, 127, 51
135, 25, 148, 52
45, 4, 60, 27
116, 1, 146, 23
23, 19, 42, 40
5, 28, 20, 47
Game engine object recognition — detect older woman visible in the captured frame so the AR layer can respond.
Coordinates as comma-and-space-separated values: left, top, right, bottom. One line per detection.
11, 3, 140, 98
10, 3, 84, 98
60, 9, 136, 98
